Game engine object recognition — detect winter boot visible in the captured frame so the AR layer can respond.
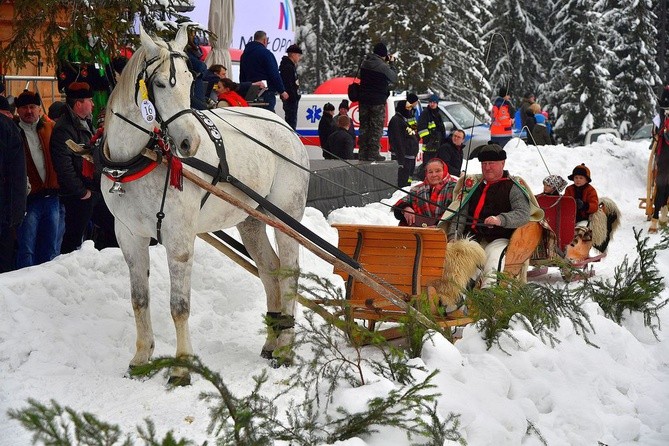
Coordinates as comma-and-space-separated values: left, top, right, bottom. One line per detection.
649, 218, 659, 234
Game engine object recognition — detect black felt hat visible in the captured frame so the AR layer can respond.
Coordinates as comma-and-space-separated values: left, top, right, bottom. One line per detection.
477, 144, 507, 162
15, 90, 41, 108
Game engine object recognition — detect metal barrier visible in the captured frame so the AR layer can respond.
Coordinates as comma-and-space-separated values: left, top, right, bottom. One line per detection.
3, 75, 62, 105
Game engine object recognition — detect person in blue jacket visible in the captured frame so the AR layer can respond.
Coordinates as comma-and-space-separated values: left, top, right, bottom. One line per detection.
240, 31, 288, 112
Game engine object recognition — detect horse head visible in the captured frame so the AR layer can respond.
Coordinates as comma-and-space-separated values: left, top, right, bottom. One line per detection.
105, 25, 201, 160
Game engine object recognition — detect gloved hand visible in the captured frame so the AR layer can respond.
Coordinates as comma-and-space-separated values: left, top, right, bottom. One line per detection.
576, 199, 586, 210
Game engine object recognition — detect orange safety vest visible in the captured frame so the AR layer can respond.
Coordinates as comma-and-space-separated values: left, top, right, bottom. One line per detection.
491, 102, 513, 136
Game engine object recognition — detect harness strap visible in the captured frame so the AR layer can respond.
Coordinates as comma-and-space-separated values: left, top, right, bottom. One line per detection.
227, 174, 360, 269
214, 108, 463, 219
266, 312, 295, 331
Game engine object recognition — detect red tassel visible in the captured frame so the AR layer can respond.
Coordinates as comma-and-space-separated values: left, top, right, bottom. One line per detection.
82, 159, 95, 180
169, 156, 183, 190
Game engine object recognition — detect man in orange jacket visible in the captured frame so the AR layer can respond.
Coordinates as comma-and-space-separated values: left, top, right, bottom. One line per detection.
490, 87, 515, 148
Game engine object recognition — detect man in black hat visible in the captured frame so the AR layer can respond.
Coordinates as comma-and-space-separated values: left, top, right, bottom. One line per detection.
279, 43, 303, 130
0, 95, 27, 272
358, 41, 397, 161
440, 144, 541, 286
51, 82, 98, 254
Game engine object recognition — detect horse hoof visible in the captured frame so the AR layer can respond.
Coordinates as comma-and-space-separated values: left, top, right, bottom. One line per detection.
125, 365, 149, 381
269, 357, 293, 369
260, 348, 273, 359
167, 374, 191, 386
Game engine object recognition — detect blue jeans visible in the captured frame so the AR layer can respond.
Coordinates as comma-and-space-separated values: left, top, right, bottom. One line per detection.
16, 195, 62, 268
260, 90, 277, 112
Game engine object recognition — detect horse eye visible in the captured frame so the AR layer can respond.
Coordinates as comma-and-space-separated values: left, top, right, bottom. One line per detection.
154, 80, 167, 89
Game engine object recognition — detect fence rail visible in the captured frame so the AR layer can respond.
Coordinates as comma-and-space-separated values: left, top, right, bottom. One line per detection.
3, 75, 62, 105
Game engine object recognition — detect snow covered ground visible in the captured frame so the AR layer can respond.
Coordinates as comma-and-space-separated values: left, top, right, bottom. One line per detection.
1, 137, 668, 445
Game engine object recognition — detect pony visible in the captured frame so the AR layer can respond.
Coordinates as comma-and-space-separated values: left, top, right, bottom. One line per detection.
102, 26, 309, 384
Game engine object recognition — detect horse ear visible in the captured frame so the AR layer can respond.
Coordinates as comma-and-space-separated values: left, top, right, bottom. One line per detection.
174, 24, 189, 52
139, 25, 159, 57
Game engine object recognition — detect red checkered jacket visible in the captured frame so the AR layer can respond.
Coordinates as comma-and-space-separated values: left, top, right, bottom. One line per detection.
394, 176, 457, 225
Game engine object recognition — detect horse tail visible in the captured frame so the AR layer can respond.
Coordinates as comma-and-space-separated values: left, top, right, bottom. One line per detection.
590, 197, 621, 253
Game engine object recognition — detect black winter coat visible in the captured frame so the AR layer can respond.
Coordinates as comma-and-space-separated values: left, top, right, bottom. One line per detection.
388, 112, 419, 163
0, 115, 27, 231
318, 114, 336, 158
417, 107, 446, 151
51, 106, 96, 198
359, 54, 398, 106
327, 128, 355, 160
279, 56, 300, 103
436, 136, 464, 176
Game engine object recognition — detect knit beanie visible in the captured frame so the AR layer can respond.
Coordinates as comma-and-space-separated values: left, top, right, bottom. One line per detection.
373, 42, 388, 57
543, 175, 568, 193
338, 99, 349, 111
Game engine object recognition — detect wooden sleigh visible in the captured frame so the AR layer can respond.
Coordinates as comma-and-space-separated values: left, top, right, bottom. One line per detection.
325, 222, 543, 342
528, 195, 605, 279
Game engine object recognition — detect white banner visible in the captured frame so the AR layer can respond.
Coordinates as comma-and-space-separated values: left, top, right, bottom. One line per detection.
188, 0, 296, 64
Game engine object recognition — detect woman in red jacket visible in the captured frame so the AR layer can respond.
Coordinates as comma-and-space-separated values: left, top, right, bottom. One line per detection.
216, 78, 249, 107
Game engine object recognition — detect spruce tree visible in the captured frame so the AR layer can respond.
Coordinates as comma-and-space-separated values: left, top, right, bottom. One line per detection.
483, 0, 552, 100
440, 0, 493, 114
606, 0, 662, 134
549, 0, 615, 144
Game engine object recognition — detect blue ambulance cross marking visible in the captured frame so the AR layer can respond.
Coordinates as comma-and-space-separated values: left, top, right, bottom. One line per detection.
306, 105, 322, 123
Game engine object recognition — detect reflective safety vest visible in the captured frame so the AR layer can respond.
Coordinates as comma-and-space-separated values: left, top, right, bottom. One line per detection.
491, 101, 513, 136
419, 120, 436, 139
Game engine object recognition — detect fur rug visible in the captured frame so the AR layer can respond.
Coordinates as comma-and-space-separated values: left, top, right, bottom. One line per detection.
566, 197, 621, 262
426, 238, 486, 313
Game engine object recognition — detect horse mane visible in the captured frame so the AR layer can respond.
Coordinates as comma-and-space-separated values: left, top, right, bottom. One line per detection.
107, 36, 174, 111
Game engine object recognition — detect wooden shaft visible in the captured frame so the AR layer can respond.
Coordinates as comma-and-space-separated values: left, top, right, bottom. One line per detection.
140, 148, 442, 333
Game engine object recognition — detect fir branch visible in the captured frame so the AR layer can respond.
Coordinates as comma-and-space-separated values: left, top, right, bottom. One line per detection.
586, 228, 668, 338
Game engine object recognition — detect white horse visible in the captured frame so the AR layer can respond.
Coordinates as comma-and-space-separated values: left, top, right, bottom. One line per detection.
102, 26, 309, 384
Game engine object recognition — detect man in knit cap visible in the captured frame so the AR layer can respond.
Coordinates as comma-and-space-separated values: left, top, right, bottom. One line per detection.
14, 90, 62, 267
358, 41, 397, 161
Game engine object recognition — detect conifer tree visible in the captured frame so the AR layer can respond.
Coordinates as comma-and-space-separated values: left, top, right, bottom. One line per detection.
440, 0, 493, 114
548, 0, 615, 144
606, 0, 662, 134
294, 0, 368, 91
366, 0, 449, 92
483, 0, 552, 99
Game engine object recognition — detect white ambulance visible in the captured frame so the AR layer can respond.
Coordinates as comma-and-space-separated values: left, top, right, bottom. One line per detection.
295, 93, 411, 158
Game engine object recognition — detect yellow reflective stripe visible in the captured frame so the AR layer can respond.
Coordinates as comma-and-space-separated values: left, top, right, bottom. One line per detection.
418, 129, 430, 137
427, 122, 436, 129
407, 118, 417, 126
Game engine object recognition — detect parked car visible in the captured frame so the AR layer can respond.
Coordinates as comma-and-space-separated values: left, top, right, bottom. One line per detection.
630, 123, 653, 141
418, 100, 490, 159
584, 128, 621, 145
